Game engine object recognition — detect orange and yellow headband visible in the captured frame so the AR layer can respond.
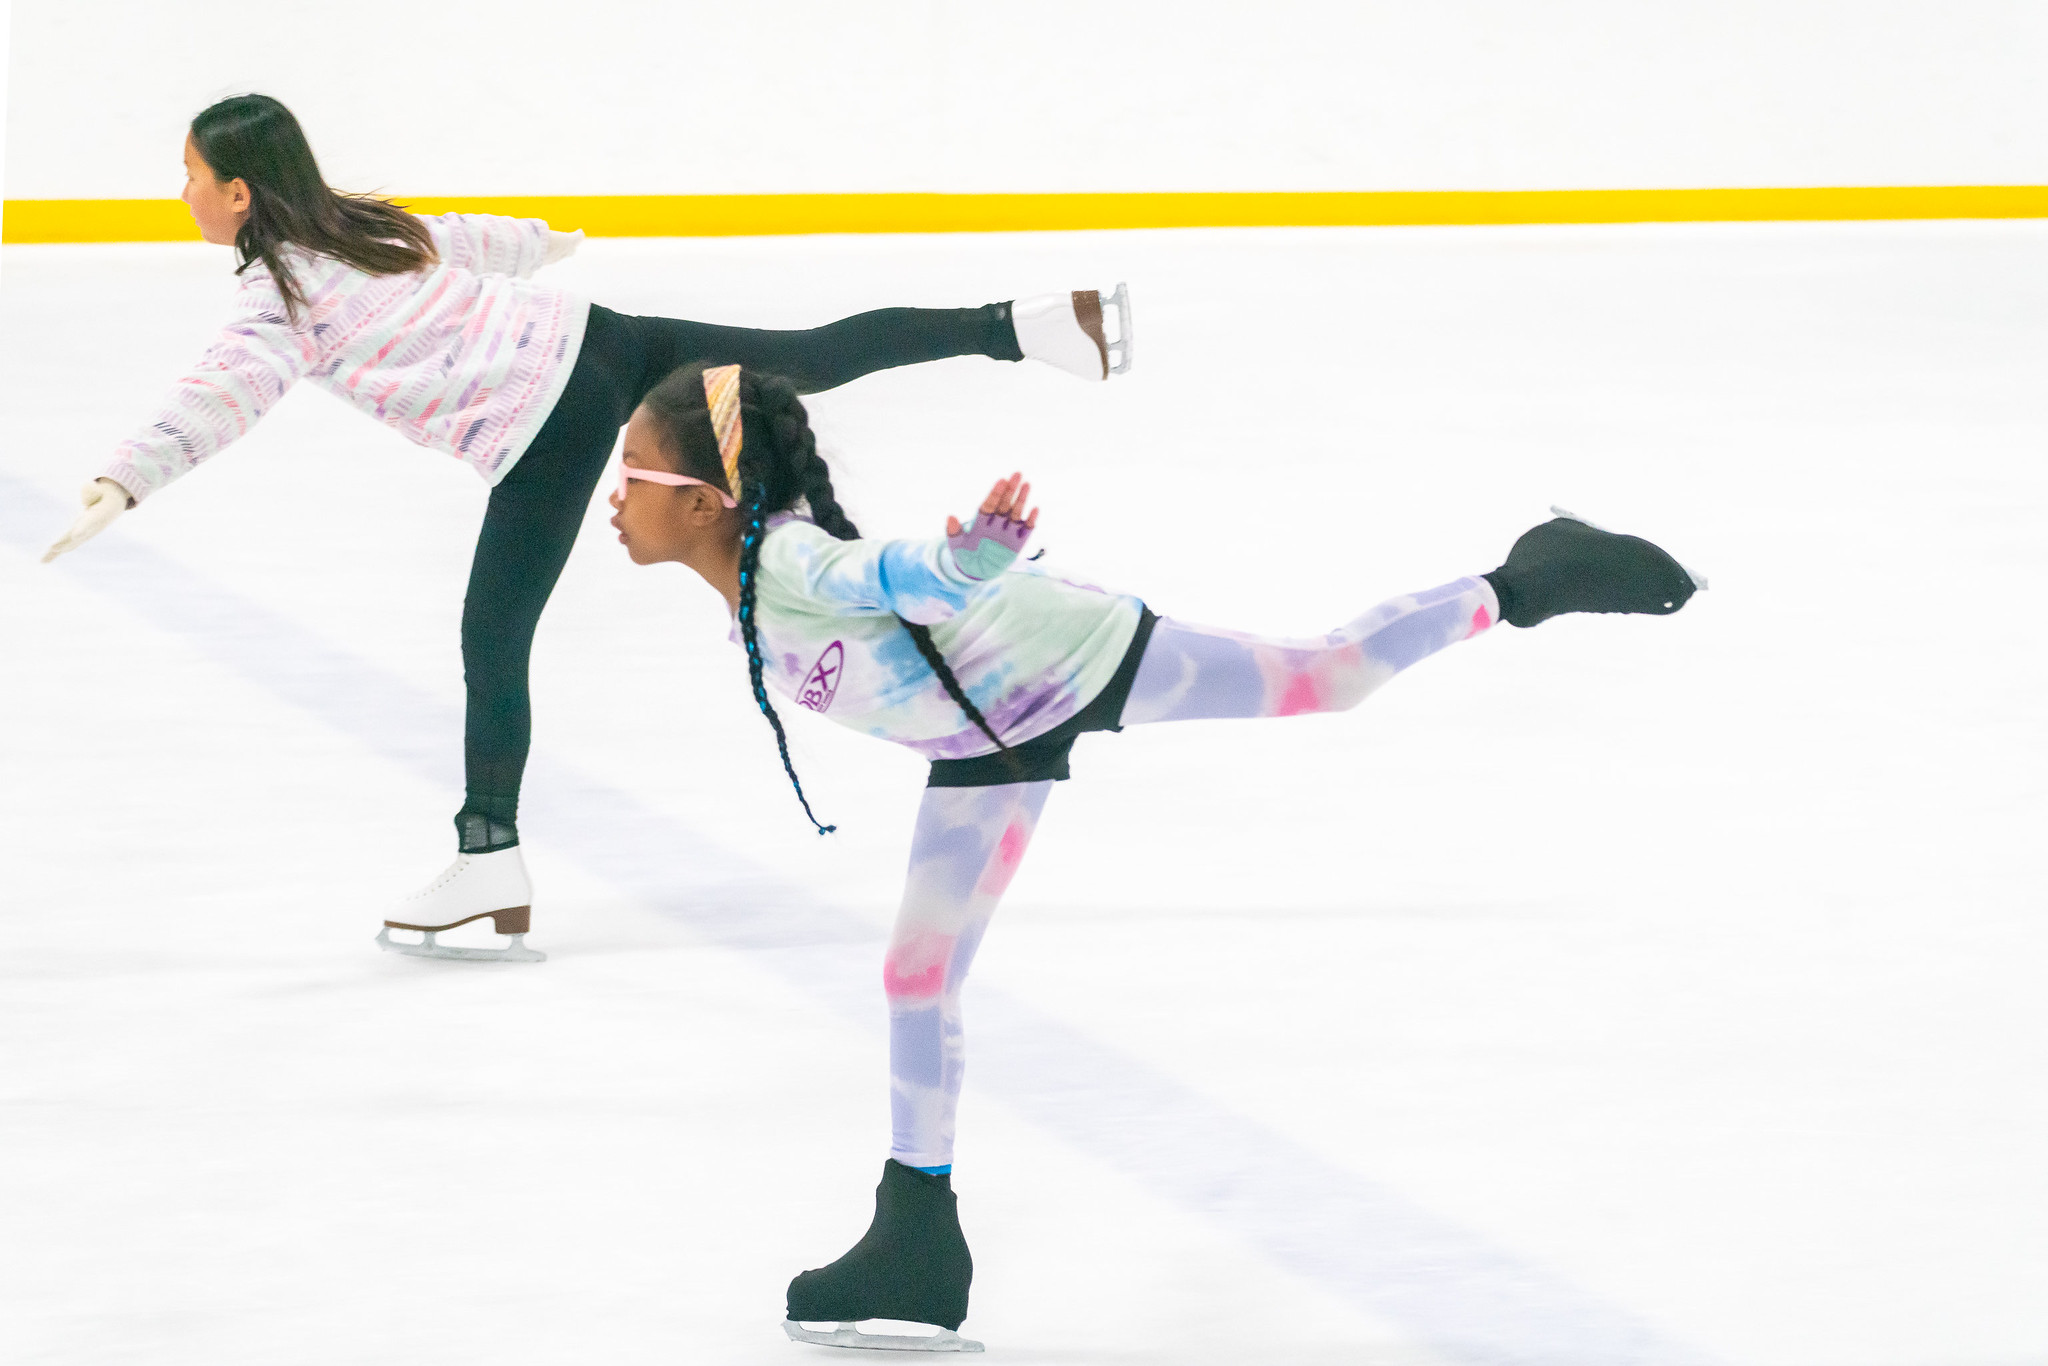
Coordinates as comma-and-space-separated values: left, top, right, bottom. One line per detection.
702, 364, 744, 502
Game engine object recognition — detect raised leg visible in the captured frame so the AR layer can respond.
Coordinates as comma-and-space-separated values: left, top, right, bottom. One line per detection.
627, 305, 1023, 397
1120, 577, 1499, 726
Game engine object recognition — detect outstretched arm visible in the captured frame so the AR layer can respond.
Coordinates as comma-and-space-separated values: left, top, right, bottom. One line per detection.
44, 273, 311, 560
418, 211, 578, 278
773, 473, 1040, 622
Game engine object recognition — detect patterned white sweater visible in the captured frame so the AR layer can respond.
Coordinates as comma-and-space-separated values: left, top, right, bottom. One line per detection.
102, 213, 588, 503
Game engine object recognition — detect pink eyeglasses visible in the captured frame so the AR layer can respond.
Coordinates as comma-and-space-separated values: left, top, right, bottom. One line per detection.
616, 463, 738, 508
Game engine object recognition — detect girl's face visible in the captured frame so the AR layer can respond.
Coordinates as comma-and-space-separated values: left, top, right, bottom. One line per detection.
609, 405, 740, 566
181, 134, 251, 245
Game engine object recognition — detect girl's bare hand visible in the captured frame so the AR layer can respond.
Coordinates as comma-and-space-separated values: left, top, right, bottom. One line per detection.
948, 472, 1039, 536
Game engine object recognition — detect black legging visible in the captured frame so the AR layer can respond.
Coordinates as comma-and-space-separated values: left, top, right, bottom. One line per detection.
455, 301, 1023, 852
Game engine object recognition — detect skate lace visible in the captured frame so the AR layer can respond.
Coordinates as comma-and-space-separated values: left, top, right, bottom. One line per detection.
406, 855, 474, 901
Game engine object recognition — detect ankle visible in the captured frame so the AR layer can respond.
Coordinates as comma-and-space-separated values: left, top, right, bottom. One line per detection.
984, 301, 1024, 362
455, 809, 520, 853
1481, 570, 1523, 628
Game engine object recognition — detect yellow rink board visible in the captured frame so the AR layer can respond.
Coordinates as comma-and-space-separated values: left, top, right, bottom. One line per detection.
6, 187, 2046, 244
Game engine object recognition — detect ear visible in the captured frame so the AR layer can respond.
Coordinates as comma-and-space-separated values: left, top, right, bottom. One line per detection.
227, 178, 252, 215
686, 485, 733, 523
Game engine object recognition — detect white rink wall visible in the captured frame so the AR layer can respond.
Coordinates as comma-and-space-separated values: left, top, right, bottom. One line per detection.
5, 0, 2047, 199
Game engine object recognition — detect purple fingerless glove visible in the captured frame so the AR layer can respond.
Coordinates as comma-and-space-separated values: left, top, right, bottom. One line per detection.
947, 511, 1034, 581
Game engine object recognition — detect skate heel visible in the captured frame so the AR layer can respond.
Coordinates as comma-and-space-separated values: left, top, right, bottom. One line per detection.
1013, 284, 1133, 381
488, 905, 531, 935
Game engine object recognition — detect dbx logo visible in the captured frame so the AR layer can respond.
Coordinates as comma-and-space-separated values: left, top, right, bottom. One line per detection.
798, 641, 844, 713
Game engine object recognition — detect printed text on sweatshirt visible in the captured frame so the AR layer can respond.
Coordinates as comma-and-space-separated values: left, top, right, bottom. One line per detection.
102, 213, 589, 503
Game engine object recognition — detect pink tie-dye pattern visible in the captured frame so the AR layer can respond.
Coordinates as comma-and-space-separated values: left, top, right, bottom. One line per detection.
883, 930, 955, 1001
874, 580, 1496, 1170
974, 821, 1032, 897
1274, 672, 1324, 717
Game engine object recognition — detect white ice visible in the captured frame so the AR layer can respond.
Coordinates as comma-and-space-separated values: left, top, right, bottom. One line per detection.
1, 222, 2043, 1366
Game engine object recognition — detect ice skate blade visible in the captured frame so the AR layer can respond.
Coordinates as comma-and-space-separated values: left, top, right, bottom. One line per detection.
1549, 505, 1709, 592
1104, 281, 1133, 374
375, 927, 546, 963
782, 1320, 983, 1353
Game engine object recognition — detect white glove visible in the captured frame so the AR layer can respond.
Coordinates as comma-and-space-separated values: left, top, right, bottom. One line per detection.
42, 478, 133, 563
542, 229, 584, 266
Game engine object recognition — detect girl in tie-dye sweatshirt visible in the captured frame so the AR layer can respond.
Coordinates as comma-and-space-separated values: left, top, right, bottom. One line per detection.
40, 93, 1131, 957
611, 361, 1704, 1347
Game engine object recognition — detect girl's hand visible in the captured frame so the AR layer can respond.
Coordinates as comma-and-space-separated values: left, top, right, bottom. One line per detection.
947, 472, 1038, 536
946, 472, 1038, 582
42, 478, 133, 563
541, 228, 583, 266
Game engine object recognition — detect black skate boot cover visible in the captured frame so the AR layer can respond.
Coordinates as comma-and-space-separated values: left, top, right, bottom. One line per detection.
786, 1160, 972, 1331
1485, 516, 1698, 628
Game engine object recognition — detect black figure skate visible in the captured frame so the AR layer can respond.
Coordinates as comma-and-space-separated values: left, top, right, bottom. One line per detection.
782, 1160, 981, 1353
1485, 506, 1707, 628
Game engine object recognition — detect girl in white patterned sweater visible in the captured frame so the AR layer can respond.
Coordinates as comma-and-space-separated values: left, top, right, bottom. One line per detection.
39, 93, 1129, 961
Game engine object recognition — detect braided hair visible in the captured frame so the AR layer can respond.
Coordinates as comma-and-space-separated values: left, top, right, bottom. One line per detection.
638, 364, 1009, 831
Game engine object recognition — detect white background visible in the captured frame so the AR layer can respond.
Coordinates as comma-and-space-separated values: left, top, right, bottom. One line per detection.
5, 0, 2048, 199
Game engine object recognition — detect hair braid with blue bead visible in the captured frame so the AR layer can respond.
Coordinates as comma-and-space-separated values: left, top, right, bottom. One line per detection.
733, 479, 836, 835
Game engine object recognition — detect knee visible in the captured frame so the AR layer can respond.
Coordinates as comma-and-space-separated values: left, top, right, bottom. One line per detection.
883, 929, 955, 1003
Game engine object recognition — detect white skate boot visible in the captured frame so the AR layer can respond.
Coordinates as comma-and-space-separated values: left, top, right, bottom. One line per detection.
1013, 283, 1132, 380
376, 847, 545, 963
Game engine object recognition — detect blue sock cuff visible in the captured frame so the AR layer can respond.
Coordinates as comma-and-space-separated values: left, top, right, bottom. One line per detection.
913, 1164, 952, 1176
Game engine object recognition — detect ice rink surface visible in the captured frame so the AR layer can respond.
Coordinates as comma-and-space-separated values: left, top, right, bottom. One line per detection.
2, 222, 2044, 1366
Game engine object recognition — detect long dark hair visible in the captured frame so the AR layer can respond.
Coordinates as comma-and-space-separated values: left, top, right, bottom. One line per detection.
189, 95, 438, 323
639, 364, 1011, 832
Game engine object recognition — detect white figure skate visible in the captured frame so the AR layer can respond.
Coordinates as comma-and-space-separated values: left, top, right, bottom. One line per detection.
1013, 283, 1132, 380
376, 847, 545, 962
782, 1321, 984, 1353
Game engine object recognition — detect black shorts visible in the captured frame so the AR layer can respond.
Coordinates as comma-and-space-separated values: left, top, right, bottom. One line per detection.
926, 606, 1159, 789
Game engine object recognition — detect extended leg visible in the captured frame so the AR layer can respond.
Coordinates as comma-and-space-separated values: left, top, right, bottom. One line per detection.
625, 283, 1132, 396
1121, 512, 1703, 726
1121, 577, 1499, 725
630, 306, 1023, 397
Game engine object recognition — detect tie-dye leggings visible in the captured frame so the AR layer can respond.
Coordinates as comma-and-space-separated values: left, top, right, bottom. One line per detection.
884, 576, 1499, 1169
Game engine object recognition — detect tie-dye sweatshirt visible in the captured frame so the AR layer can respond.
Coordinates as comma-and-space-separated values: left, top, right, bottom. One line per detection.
734, 514, 1143, 761
101, 213, 587, 504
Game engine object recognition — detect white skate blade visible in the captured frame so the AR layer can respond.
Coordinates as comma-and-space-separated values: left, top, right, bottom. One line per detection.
1102, 280, 1134, 375
1549, 505, 1709, 592
375, 926, 546, 963
783, 1320, 984, 1353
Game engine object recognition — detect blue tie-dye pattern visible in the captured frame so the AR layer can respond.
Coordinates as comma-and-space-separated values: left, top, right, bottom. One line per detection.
735, 515, 1143, 760
1353, 592, 1472, 673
